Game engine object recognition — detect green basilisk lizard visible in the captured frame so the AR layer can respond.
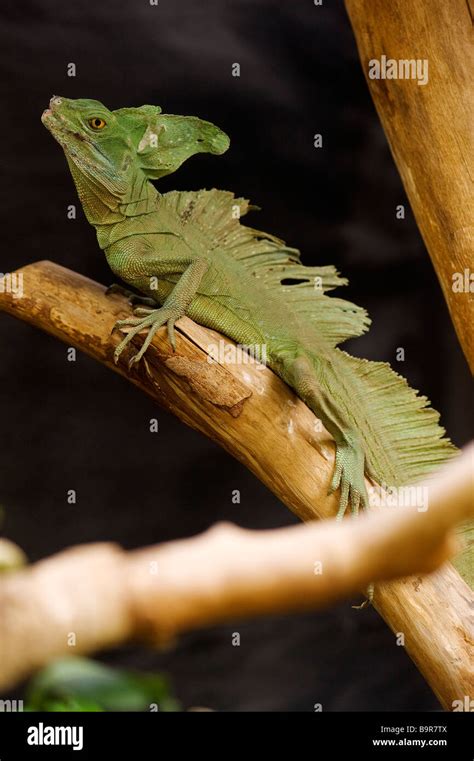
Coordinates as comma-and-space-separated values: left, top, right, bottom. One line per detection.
42, 96, 456, 519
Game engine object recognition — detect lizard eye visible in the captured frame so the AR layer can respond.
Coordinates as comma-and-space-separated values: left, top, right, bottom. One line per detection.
88, 117, 107, 130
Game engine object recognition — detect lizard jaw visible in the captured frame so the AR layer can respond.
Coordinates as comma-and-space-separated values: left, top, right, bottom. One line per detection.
41, 96, 63, 125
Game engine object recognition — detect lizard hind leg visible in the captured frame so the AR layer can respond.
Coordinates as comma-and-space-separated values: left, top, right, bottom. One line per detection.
284, 353, 370, 519
328, 432, 369, 520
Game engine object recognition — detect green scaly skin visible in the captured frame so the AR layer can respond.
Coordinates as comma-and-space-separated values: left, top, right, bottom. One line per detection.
42, 96, 456, 520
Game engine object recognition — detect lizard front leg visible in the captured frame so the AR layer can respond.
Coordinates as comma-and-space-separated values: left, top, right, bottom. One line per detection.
113, 257, 209, 367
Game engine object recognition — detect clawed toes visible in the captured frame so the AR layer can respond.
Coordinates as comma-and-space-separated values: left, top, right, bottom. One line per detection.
113, 333, 136, 365
112, 307, 181, 368
114, 317, 142, 330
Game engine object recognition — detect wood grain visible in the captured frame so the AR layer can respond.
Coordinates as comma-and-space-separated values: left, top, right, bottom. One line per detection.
345, 0, 474, 371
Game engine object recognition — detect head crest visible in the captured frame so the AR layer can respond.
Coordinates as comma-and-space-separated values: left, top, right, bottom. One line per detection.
114, 104, 229, 179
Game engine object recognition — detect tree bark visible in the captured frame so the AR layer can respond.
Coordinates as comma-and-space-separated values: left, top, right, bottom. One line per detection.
345, 0, 474, 371
0, 260, 472, 708
0, 445, 471, 693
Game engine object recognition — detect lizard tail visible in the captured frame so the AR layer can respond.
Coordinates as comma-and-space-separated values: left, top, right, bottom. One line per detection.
279, 346, 456, 517
328, 349, 457, 485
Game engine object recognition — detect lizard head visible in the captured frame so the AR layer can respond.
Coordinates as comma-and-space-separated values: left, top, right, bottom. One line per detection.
42, 96, 230, 195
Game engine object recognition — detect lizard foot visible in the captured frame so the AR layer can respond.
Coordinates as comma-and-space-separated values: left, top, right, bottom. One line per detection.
328, 435, 369, 519
112, 306, 181, 368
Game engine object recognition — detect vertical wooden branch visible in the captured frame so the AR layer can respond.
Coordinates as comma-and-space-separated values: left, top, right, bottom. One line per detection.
346, 0, 474, 371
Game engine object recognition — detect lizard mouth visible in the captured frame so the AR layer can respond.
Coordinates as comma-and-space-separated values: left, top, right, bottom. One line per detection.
41, 100, 66, 137
42, 101, 91, 147
41, 96, 63, 126
42, 97, 117, 185
41, 108, 58, 130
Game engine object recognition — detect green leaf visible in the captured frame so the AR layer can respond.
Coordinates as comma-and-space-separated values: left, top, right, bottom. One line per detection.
25, 656, 179, 712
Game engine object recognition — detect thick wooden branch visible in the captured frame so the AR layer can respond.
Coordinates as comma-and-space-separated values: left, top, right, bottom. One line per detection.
0, 261, 472, 708
0, 447, 472, 692
345, 0, 474, 371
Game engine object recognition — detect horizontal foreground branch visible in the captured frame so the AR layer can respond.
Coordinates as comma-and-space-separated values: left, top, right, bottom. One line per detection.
0, 261, 472, 708
0, 447, 472, 693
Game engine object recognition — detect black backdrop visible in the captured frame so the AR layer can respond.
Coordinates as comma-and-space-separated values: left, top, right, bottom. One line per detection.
0, 0, 471, 711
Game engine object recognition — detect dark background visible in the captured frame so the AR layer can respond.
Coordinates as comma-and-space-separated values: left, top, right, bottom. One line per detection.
0, 0, 471, 710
